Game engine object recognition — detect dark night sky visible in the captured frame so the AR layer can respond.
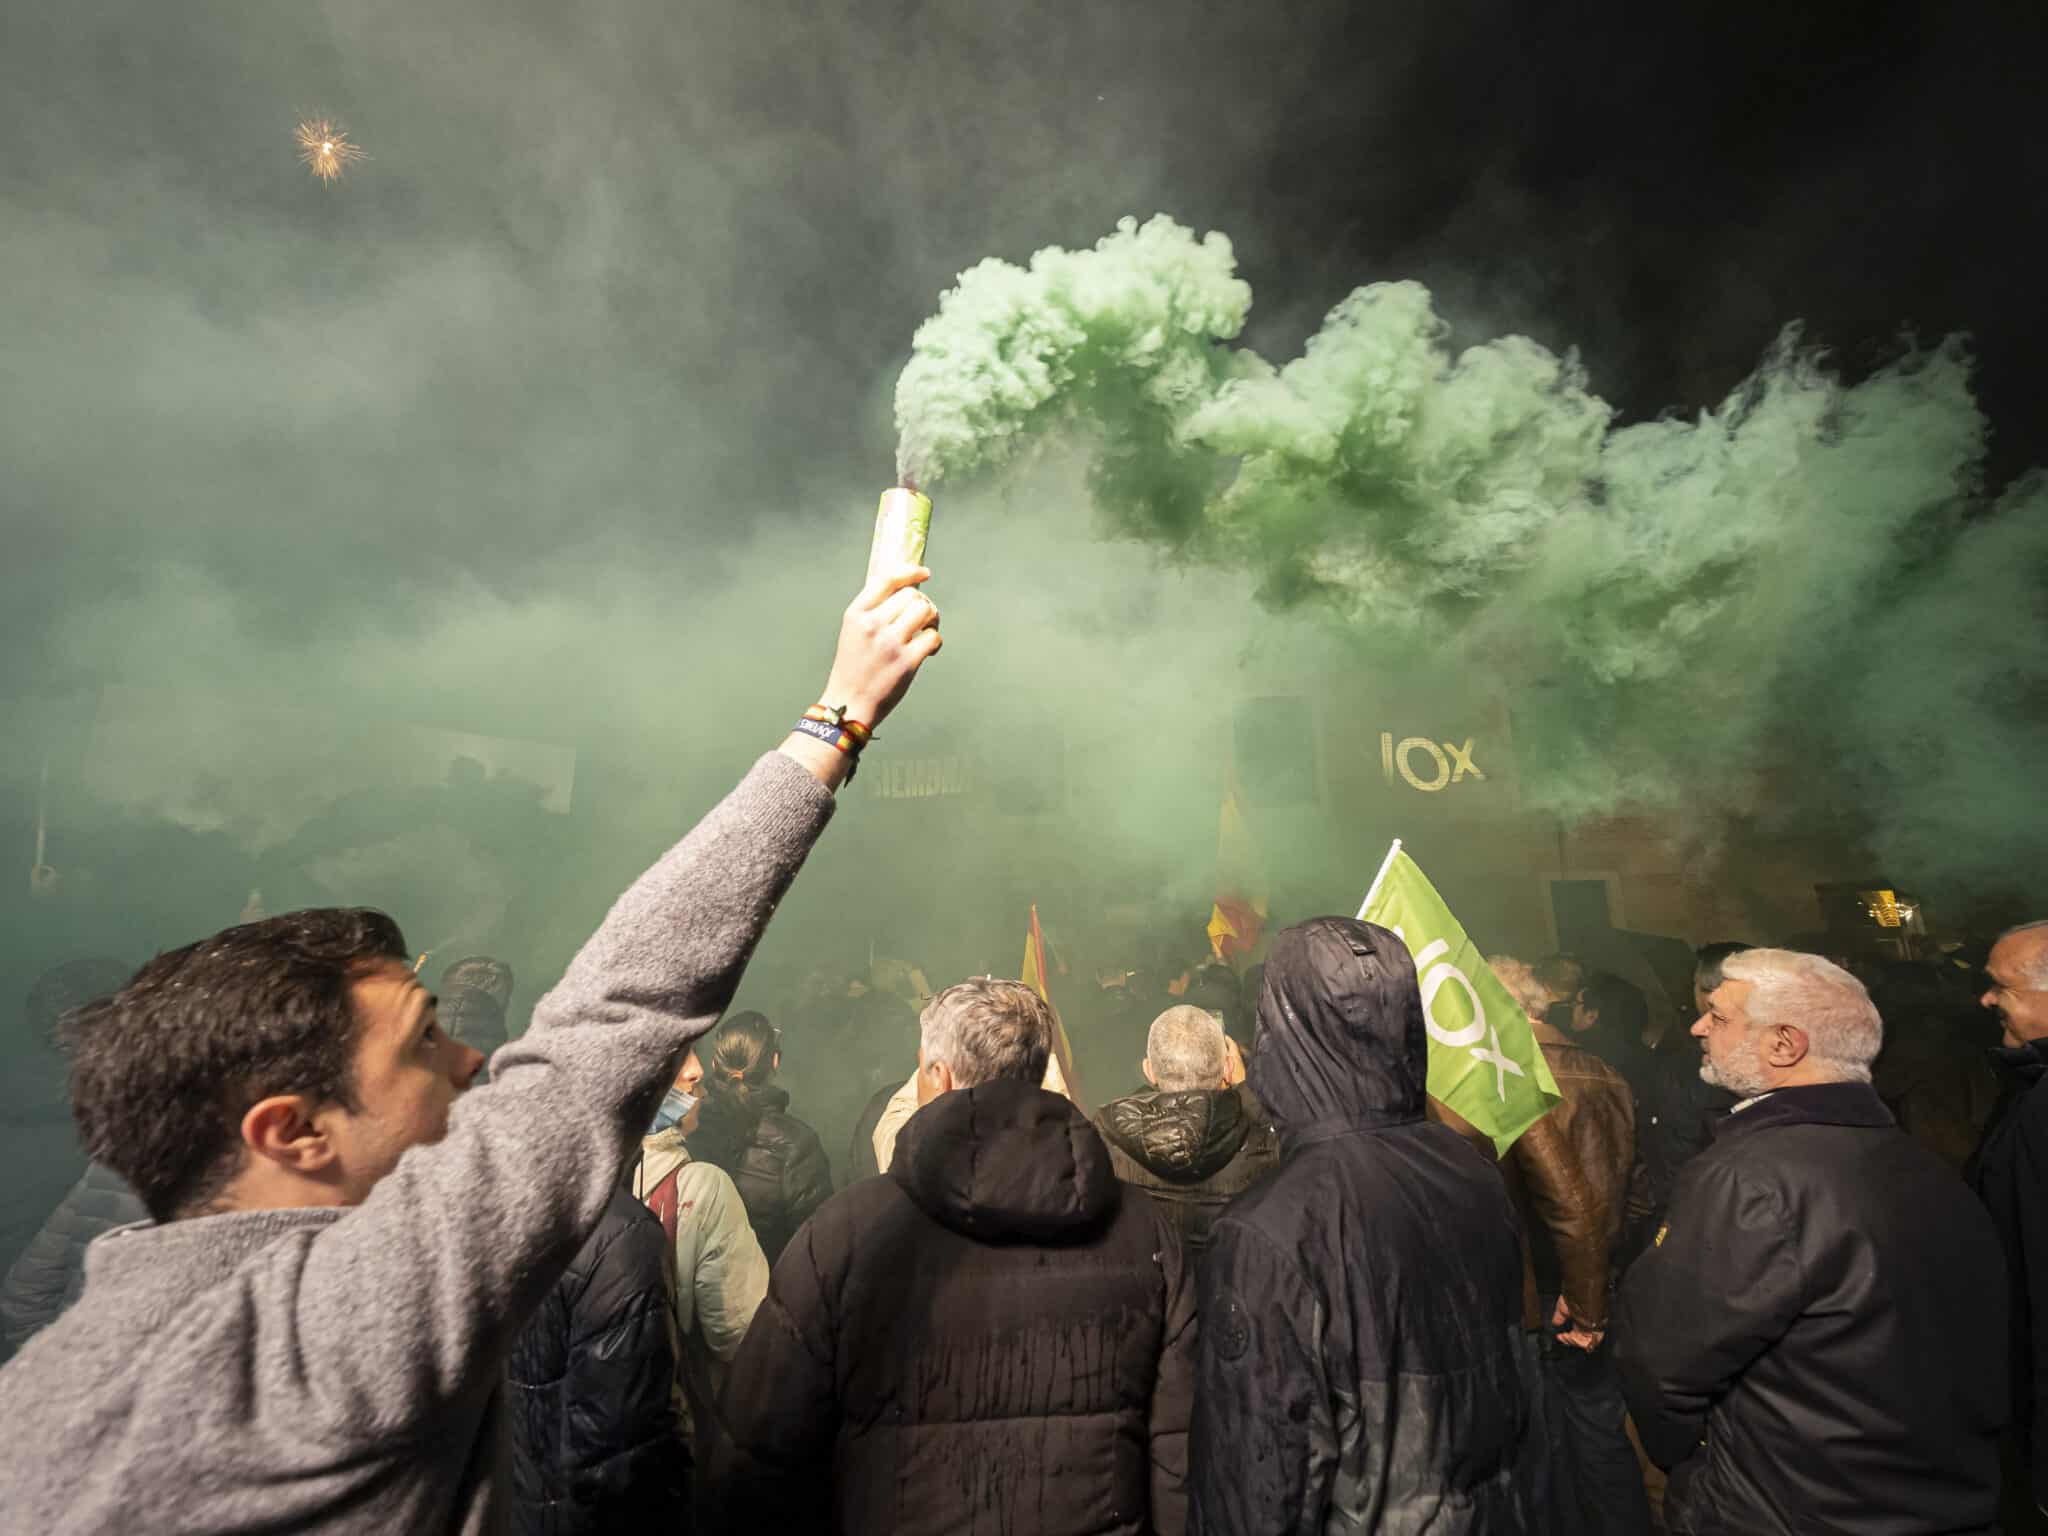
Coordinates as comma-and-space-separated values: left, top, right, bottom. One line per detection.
0, 0, 2043, 1009
3, 0, 2039, 619
0, 0, 2041, 866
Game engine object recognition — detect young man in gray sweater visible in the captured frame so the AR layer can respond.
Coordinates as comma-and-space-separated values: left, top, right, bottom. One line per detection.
0, 566, 942, 1533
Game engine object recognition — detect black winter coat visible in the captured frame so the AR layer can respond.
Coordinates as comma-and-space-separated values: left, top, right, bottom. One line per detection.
1616, 1082, 2007, 1535
1189, 918, 1531, 1536
1096, 1082, 1280, 1257
689, 1083, 832, 1264
710, 1077, 1197, 1536
1971, 1039, 2048, 1510
505, 1187, 691, 1536
0, 1161, 146, 1356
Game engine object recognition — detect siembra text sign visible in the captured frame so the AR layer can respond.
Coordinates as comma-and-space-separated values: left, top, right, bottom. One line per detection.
867, 755, 975, 800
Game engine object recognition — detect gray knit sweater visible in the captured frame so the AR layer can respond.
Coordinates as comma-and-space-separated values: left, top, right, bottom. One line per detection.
0, 752, 834, 1534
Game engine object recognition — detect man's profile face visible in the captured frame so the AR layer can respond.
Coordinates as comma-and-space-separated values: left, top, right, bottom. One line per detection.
1982, 936, 2048, 1048
326, 959, 486, 1203
1693, 978, 1767, 1095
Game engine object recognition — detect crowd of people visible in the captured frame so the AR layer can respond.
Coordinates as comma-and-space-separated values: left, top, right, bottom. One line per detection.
0, 566, 2044, 1536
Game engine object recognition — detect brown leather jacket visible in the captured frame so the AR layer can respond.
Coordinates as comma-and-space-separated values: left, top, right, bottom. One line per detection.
1430, 1018, 1637, 1328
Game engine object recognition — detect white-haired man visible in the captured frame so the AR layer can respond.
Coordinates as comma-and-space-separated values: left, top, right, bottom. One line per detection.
1094, 1005, 1278, 1257
1616, 948, 2008, 1534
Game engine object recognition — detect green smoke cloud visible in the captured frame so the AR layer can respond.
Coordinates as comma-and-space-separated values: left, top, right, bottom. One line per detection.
896, 216, 2048, 897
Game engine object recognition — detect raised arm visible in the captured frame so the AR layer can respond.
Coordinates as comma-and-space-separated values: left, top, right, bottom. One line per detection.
271, 566, 943, 1435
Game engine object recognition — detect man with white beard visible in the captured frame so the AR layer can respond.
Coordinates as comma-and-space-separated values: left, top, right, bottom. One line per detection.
1615, 948, 2007, 1535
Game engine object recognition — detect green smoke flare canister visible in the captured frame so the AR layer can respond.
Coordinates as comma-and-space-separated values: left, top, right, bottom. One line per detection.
866, 486, 932, 588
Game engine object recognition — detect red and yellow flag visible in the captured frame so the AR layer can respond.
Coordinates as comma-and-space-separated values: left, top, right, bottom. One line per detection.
1022, 904, 1087, 1111
1206, 769, 1269, 969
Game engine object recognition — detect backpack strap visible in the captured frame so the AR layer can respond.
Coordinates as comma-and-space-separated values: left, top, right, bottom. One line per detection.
644, 1163, 685, 1246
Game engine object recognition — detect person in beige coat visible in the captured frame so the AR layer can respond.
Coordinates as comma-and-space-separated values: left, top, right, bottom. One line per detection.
633, 1046, 771, 1446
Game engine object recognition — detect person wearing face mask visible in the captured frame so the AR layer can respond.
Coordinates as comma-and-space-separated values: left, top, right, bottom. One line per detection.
634, 1046, 771, 1452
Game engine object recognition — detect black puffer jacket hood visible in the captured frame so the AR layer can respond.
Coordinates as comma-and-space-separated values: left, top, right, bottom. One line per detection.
1100, 1087, 1252, 1183
1250, 917, 1427, 1143
893, 1077, 1119, 1243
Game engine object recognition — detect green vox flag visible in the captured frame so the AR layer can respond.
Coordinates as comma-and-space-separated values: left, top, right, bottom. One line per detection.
1357, 840, 1560, 1155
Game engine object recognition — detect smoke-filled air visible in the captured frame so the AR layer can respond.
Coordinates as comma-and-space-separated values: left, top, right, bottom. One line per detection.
6, 8, 2048, 1530
897, 215, 2048, 892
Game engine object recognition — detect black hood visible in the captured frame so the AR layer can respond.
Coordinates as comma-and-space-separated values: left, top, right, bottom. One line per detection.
1249, 917, 1427, 1141
893, 1078, 1119, 1243
1099, 1086, 1254, 1182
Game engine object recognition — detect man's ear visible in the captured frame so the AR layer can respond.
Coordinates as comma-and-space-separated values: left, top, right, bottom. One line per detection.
1141, 1057, 1157, 1087
240, 1094, 337, 1175
922, 1057, 954, 1095
1766, 1024, 1811, 1069
1581, 1007, 1600, 1030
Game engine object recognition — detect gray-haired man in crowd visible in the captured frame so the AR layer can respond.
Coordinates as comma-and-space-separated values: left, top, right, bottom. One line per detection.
1095, 1004, 1279, 1258
711, 977, 1196, 1536
1617, 948, 2008, 1534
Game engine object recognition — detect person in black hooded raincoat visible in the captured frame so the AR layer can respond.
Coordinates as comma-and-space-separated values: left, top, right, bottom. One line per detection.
1189, 917, 1532, 1535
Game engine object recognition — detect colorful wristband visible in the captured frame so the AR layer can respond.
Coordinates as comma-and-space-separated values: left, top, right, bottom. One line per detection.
792, 715, 865, 779
804, 704, 874, 745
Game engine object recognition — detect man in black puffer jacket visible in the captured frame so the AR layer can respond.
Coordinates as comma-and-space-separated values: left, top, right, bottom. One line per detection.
708, 977, 1196, 1536
506, 1185, 691, 1536
1189, 917, 1531, 1535
1096, 1004, 1278, 1258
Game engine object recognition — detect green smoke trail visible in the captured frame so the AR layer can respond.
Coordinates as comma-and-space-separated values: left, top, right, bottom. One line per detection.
895, 217, 2048, 898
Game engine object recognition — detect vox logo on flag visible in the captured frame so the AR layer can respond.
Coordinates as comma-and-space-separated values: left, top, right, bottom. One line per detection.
1356, 840, 1559, 1155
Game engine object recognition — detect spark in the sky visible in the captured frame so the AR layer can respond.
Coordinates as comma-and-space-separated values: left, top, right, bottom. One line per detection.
296, 119, 366, 184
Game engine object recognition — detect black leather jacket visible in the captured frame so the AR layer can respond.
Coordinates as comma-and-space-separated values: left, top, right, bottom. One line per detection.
1617, 1081, 2008, 1535
1096, 1083, 1279, 1256
690, 1084, 833, 1264
505, 1188, 690, 1536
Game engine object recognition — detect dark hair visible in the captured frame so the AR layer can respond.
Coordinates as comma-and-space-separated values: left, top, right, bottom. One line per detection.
23, 958, 132, 1048
65, 908, 408, 1222
1693, 941, 1754, 995
705, 1010, 780, 1112
1579, 971, 1649, 1039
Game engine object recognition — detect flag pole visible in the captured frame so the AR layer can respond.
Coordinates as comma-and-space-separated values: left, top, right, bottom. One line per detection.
1355, 838, 1403, 920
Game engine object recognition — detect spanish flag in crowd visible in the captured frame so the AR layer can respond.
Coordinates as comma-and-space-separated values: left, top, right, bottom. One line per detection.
1022, 904, 1087, 1111
1206, 769, 1269, 969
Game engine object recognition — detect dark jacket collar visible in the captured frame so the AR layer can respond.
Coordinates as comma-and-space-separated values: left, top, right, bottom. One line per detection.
1990, 1037, 2048, 1082
1712, 1080, 1895, 1141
